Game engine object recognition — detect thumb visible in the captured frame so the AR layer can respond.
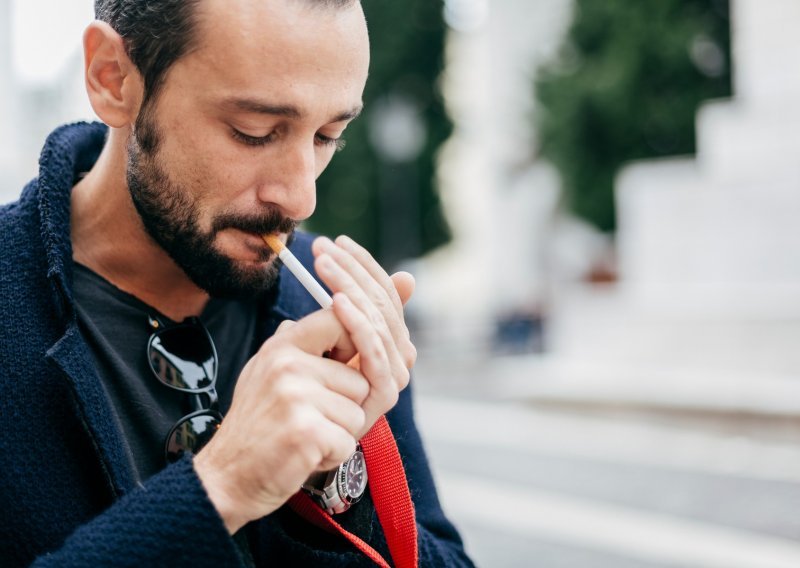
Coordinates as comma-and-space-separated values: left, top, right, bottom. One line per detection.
391, 271, 415, 306
269, 308, 349, 357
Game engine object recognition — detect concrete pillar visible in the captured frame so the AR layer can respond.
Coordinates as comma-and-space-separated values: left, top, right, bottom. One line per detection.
413, 0, 573, 351
0, 0, 20, 203
733, 0, 800, 107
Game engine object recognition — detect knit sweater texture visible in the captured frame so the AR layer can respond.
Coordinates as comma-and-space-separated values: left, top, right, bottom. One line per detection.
0, 122, 474, 567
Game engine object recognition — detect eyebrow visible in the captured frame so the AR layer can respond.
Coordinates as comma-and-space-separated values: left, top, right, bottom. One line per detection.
222, 97, 363, 123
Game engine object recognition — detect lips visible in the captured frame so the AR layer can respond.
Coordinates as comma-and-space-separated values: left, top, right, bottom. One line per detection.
244, 231, 278, 257
214, 228, 274, 262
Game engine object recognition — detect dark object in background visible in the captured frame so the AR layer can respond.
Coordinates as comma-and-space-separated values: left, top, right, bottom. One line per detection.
308, 0, 453, 268
493, 310, 546, 356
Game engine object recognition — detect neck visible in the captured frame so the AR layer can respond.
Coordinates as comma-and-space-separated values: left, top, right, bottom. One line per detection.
71, 127, 209, 321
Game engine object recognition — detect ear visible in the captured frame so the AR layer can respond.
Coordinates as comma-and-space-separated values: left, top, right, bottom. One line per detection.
83, 21, 143, 128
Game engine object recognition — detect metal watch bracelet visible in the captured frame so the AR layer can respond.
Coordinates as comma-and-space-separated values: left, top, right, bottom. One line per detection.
301, 445, 367, 515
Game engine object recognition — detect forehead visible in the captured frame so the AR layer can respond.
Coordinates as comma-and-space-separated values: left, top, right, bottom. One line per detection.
171, 0, 369, 107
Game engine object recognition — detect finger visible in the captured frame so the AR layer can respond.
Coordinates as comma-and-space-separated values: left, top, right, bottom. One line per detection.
316, 235, 404, 317
317, 253, 416, 371
333, 293, 404, 414
315, 237, 396, 315
390, 272, 417, 368
316, 254, 408, 380
266, 348, 369, 404
333, 293, 396, 394
322, 238, 415, 354
315, 251, 396, 338
303, 380, 367, 438
288, 407, 357, 473
311, 353, 370, 404
335, 235, 406, 316
316, 422, 358, 472
313, 237, 416, 373
269, 308, 349, 357
390, 271, 415, 306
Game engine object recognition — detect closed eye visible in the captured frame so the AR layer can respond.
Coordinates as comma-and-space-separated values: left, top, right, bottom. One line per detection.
231, 128, 276, 147
315, 133, 346, 152
232, 128, 346, 151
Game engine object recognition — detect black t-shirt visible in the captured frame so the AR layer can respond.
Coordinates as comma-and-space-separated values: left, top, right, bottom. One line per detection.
72, 262, 261, 483
72, 261, 378, 561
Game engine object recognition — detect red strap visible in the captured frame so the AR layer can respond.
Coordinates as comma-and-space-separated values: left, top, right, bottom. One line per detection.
361, 416, 418, 568
288, 416, 418, 568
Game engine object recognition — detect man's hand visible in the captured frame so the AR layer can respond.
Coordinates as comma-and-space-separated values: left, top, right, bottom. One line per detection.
194, 235, 416, 535
193, 307, 373, 534
312, 235, 417, 439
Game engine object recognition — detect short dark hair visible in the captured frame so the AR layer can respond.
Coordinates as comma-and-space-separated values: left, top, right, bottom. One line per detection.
95, 0, 202, 107
95, 0, 358, 108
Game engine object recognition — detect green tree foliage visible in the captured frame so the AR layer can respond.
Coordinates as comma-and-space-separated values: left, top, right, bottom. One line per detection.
535, 0, 732, 233
306, 0, 453, 266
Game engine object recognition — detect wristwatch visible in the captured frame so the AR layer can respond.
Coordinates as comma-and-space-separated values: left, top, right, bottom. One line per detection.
302, 445, 368, 515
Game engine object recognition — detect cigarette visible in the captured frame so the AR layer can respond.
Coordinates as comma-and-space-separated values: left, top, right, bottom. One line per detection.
262, 234, 333, 309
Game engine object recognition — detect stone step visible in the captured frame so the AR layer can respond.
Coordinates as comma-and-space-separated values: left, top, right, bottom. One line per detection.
490, 353, 800, 420
616, 157, 800, 317
546, 285, 800, 371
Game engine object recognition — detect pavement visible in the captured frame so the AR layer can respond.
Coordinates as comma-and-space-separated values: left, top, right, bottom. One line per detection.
412, 351, 800, 568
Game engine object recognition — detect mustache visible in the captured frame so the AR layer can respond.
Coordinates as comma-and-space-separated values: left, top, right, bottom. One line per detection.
211, 209, 298, 237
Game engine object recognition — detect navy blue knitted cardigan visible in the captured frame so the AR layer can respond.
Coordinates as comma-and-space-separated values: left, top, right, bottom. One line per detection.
0, 122, 474, 567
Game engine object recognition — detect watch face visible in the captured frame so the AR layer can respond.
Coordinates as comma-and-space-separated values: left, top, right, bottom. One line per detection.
344, 450, 367, 499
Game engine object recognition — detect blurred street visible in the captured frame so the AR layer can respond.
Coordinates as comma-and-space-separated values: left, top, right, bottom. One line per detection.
414, 352, 800, 568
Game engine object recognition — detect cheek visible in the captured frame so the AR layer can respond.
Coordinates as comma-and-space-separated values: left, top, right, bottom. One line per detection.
151, 100, 249, 197
162, 129, 256, 204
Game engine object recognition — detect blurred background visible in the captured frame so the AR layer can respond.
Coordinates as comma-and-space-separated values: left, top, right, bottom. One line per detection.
3, 0, 800, 566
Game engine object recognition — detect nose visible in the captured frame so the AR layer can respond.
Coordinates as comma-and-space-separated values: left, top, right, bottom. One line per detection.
257, 140, 317, 221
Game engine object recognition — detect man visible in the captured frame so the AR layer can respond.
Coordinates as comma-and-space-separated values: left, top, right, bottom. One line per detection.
0, 0, 474, 566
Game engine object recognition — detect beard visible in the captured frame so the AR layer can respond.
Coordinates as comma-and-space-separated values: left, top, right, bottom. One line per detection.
126, 106, 298, 299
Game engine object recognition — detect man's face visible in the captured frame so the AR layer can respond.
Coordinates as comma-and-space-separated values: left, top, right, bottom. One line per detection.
126, 0, 369, 298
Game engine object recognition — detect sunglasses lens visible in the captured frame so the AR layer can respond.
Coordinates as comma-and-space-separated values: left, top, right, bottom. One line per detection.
149, 323, 216, 390
165, 412, 222, 463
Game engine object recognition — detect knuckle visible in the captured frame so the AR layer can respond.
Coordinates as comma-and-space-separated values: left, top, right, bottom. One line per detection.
373, 377, 399, 409
290, 437, 321, 472
350, 405, 367, 434
372, 293, 392, 318
385, 386, 400, 409
274, 380, 304, 407
270, 351, 302, 377
354, 377, 370, 402
404, 342, 418, 369
396, 366, 411, 390
283, 410, 307, 443
376, 325, 397, 353
367, 306, 386, 330
329, 431, 357, 464
287, 412, 321, 445
363, 335, 385, 363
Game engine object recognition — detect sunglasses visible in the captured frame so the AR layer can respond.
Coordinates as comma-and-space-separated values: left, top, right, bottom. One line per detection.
147, 316, 223, 463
